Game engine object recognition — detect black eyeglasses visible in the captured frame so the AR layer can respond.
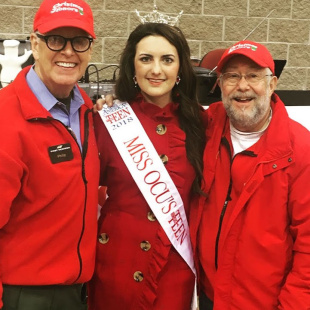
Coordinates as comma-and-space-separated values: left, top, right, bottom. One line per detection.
36, 33, 93, 53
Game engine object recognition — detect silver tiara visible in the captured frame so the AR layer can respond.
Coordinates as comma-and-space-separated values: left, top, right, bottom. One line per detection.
135, 6, 183, 26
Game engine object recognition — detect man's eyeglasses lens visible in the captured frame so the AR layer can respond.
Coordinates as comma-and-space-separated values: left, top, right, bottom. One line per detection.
220, 72, 273, 85
36, 34, 93, 52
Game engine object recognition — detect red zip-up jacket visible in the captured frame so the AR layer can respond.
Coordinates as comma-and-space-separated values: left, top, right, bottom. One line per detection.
190, 95, 310, 309
0, 67, 100, 307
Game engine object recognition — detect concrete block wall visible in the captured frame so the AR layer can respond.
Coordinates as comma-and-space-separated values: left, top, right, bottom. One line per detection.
0, 0, 309, 90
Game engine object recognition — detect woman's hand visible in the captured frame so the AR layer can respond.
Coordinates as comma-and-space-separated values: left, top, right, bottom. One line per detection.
93, 94, 115, 112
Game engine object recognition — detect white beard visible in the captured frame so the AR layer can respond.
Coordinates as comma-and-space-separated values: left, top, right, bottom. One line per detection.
222, 89, 271, 132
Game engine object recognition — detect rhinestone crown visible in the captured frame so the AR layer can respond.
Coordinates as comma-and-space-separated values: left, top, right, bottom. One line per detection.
135, 6, 183, 26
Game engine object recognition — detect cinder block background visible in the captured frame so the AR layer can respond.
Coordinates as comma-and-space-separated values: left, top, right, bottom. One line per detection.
0, 0, 309, 90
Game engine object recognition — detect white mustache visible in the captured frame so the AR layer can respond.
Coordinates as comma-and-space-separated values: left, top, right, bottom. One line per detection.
230, 92, 257, 100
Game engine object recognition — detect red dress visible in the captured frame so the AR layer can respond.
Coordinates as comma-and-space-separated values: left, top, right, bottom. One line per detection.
88, 96, 196, 310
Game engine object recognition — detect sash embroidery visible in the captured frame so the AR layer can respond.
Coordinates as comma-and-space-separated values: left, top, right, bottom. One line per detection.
98, 101, 197, 309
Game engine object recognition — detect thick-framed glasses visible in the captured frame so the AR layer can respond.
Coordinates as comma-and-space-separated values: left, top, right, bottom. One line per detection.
36, 33, 93, 53
220, 72, 273, 86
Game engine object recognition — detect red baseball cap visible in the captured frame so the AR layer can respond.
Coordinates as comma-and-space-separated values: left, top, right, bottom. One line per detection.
33, 0, 96, 38
217, 40, 274, 74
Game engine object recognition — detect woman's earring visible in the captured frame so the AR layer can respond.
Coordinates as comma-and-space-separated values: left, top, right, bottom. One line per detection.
133, 75, 138, 87
176, 76, 181, 85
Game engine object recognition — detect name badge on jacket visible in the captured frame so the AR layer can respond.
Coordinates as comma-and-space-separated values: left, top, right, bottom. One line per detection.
48, 143, 74, 164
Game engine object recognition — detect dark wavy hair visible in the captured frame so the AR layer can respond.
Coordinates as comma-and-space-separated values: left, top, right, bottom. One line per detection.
115, 23, 205, 194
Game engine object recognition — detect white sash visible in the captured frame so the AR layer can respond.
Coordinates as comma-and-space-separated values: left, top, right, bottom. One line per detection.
98, 101, 197, 309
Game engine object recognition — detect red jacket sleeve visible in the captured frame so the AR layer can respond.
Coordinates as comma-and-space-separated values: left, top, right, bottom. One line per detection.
0, 149, 24, 308
277, 132, 310, 309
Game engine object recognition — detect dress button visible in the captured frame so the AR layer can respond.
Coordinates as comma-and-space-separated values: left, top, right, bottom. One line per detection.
160, 154, 168, 165
133, 271, 144, 282
98, 233, 109, 244
147, 211, 157, 221
140, 241, 151, 251
156, 124, 167, 135
272, 164, 277, 169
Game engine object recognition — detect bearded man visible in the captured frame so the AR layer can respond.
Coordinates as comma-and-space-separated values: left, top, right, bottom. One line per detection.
191, 40, 310, 310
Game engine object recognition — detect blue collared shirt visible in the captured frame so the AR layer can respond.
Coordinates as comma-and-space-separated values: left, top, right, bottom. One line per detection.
26, 67, 84, 150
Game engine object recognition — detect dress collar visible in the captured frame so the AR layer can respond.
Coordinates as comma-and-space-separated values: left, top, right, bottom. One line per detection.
133, 94, 179, 120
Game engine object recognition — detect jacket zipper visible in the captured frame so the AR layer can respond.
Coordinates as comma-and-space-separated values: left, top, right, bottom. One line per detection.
214, 137, 258, 269
215, 137, 232, 270
74, 109, 91, 282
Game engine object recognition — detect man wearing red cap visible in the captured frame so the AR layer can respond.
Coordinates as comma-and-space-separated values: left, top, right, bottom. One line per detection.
0, 0, 99, 309
191, 40, 310, 309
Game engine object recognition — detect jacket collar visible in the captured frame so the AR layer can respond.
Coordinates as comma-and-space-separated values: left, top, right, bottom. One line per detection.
256, 93, 293, 161
208, 93, 293, 162
12, 66, 93, 121
202, 94, 293, 193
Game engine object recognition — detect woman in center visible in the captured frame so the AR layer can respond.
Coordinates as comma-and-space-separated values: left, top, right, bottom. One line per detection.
88, 22, 206, 309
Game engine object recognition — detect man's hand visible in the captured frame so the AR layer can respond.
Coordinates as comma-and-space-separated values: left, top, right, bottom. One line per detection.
93, 94, 115, 112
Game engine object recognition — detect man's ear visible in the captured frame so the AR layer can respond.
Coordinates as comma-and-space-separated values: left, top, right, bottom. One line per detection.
88, 41, 94, 61
269, 75, 278, 95
30, 33, 39, 61
217, 77, 223, 92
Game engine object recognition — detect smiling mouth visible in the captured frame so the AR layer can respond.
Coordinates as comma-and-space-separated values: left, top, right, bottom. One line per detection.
56, 62, 76, 68
233, 97, 255, 103
148, 78, 165, 83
